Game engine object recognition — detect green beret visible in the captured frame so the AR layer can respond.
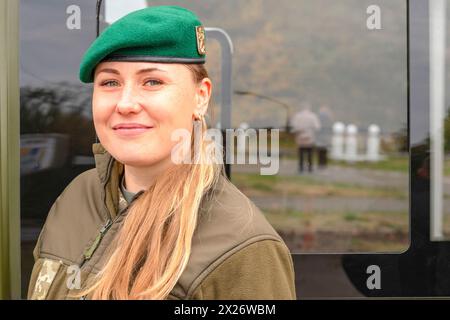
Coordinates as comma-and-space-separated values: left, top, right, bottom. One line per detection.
79, 5, 206, 83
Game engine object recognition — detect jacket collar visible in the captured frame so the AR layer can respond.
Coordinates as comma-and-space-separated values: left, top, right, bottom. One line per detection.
92, 142, 126, 220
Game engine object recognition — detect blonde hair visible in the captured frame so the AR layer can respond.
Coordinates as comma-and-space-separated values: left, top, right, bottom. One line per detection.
81, 65, 222, 299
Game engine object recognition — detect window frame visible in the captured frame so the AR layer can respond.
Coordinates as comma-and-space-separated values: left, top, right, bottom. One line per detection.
0, 0, 21, 300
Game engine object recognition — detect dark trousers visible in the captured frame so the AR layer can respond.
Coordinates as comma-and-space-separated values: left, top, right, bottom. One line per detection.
317, 146, 328, 168
298, 147, 314, 173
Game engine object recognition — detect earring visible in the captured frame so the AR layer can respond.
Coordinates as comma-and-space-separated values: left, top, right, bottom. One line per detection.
194, 113, 203, 121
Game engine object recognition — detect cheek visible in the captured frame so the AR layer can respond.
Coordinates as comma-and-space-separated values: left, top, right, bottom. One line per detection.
145, 99, 192, 159
91, 96, 117, 148
153, 90, 196, 134
92, 93, 114, 126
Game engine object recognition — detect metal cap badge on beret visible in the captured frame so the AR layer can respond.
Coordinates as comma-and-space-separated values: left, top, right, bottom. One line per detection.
79, 5, 206, 83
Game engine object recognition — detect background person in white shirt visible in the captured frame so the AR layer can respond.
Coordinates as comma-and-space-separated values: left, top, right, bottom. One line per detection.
290, 103, 321, 173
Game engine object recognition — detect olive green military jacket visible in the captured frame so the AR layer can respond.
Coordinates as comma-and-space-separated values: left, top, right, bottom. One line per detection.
27, 143, 296, 300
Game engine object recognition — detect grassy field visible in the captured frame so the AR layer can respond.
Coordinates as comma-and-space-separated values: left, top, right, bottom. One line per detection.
263, 209, 408, 233
445, 160, 450, 176
232, 172, 407, 199
231, 171, 409, 253
263, 209, 409, 253
329, 156, 408, 173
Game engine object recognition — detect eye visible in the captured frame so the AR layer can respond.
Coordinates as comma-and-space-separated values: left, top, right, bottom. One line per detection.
100, 80, 120, 87
144, 79, 163, 87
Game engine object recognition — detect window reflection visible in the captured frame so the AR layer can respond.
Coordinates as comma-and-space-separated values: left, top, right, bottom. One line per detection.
20, 0, 98, 297
20, 1, 409, 299
217, 0, 408, 253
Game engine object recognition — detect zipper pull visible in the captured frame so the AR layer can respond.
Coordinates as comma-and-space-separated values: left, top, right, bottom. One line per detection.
100, 219, 113, 233
83, 219, 112, 260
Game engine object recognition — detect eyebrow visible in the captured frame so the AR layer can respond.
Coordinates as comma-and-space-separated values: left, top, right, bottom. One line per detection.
96, 67, 167, 76
136, 68, 167, 75
96, 68, 120, 75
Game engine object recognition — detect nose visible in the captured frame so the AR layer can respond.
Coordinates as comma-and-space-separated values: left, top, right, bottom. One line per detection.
116, 84, 141, 115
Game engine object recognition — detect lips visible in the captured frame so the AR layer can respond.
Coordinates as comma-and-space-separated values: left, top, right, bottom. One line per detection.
113, 123, 153, 130
112, 123, 154, 137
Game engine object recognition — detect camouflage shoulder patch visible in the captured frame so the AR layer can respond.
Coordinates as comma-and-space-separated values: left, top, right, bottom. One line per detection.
30, 259, 62, 300
195, 26, 206, 55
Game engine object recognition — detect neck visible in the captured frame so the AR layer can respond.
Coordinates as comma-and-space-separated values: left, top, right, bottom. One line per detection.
123, 156, 173, 193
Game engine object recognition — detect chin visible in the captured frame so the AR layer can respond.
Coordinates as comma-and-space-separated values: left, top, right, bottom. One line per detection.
100, 138, 172, 166
113, 151, 168, 168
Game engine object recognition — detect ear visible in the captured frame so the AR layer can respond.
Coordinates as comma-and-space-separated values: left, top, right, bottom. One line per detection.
194, 77, 212, 117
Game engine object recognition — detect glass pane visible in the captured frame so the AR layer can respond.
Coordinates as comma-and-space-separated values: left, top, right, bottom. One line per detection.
20, 0, 98, 297
20, 0, 409, 299
225, 0, 409, 253
148, 0, 408, 253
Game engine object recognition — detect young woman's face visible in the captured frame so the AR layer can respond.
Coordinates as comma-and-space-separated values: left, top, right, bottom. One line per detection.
92, 61, 210, 167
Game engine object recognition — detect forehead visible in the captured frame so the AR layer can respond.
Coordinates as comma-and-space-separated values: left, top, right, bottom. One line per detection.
94, 61, 188, 76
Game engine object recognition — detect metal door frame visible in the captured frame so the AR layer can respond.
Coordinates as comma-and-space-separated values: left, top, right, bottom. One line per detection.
0, 0, 21, 300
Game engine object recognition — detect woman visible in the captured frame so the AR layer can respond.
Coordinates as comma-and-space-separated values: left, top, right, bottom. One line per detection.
28, 5, 296, 300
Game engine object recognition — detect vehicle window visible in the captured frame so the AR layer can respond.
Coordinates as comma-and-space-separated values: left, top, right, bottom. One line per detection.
19, 0, 408, 299
160, 0, 408, 253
